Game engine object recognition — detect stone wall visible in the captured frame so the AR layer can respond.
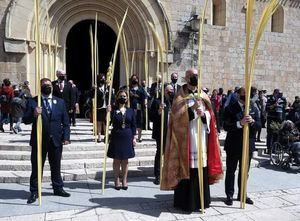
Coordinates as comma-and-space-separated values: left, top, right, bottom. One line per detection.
0, 0, 299, 100
162, 0, 300, 101
0, 0, 26, 85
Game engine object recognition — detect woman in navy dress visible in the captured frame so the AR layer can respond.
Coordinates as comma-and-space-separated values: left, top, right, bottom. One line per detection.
107, 89, 137, 190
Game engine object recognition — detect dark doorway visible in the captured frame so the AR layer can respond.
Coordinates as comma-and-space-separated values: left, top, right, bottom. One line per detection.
66, 19, 120, 95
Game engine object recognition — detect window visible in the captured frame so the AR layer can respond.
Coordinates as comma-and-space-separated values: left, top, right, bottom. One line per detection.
271, 5, 284, 33
212, 0, 226, 26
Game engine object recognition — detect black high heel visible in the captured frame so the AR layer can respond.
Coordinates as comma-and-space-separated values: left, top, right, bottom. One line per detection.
114, 178, 121, 190
122, 180, 128, 190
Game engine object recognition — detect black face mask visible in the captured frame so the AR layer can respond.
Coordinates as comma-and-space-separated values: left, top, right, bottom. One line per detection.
99, 79, 105, 85
168, 92, 174, 99
189, 75, 198, 87
171, 78, 178, 84
239, 95, 246, 102
41, 85, 52, 96
131, 80, 138, 85
118, 97, 127, 104
58, 76, 65, 81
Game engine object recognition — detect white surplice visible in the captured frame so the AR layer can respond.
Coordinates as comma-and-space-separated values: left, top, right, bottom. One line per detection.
187, 99, 211, 168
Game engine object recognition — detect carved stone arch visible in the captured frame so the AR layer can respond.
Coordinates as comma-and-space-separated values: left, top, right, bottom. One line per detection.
5, 0, 172, 91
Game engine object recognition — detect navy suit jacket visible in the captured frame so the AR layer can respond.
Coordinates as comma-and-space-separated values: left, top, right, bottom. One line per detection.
223, 101, 261, 155
23, 96, 70, 148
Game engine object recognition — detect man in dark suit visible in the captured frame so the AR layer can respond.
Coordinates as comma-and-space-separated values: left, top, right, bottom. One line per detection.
68, 80, 79, 126
52, 70, 75, 115
149, 84, 174, 185
223, 87, 261, 206
170, 72, 181, 95
149, 74, 162, 99
23, 78, 71, 204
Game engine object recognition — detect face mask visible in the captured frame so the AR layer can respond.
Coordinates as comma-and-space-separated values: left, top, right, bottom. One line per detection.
58, 76, 65, 81
99, 79, 105, 84
239, 95, 246, 102
168, 92, 174, 99
132, 80, 138, 85
171, 78, 178, 84
41, 85, 52, 96
118, 97, 127, 104
189, 75, 198, 87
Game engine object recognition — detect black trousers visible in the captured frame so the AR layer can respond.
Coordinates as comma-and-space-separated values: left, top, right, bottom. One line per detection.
225, 152, 252, 198
267, 118, 281, 150
30, 139, 64, 193
154, 139, 161, 178
154, 138, 167, 178
69, 108, 76, 125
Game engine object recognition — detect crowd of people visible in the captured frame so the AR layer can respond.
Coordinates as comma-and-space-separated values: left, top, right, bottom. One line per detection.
1, 68, 300, 211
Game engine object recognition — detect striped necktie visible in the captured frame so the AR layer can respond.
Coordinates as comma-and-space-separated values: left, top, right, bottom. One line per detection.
44, 98, 52, 114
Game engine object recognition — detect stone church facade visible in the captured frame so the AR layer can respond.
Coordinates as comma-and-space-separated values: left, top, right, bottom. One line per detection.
0, 0, 299, 99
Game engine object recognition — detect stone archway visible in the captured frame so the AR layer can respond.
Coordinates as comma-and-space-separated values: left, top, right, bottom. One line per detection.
5, 0, 172, 94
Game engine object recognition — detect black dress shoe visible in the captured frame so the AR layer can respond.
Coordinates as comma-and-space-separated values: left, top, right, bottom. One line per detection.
114, 186, 121, 190
27, 193, 38, 204
153, 177, 160, 185
225, 196, 233, 206
122, 186, 128, 190
237, 196, 254, 205
53, 189, 71, 197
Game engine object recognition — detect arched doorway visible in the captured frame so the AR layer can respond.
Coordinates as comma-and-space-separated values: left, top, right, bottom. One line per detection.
66, 20, 119, 94
5, 0, 172, 95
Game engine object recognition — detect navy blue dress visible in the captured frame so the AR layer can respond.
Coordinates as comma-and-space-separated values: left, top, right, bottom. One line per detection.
107, 108, 136, 160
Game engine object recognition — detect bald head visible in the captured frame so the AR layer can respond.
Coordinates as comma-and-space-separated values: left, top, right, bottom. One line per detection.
185, 68, 198, 87
185, 68, 198, 79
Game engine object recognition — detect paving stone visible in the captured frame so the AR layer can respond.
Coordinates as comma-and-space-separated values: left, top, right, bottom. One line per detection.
210, 200, 258, 215
245, 208, 297, 221
94, 208, 114, 215
282, 205, 300, 218
10, 213, 45, 221
46, 210, 76, 220
279, 194, 300, 205
254, 196, 295, 209
73, 209, 97, 218
201, 212, 255, 221
98, 213, 126, 221
71, 215, 99, 221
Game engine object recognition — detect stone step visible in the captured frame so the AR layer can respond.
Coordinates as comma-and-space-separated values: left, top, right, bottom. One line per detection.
0, 149, 158, 160
0, 159, 259, 184
0, 141, 157, 152
0, 152, 235, 172
0, 156, 156, 171
0, 166, 154, 183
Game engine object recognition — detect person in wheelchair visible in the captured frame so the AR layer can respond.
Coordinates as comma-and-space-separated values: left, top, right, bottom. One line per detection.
278, 120, 300, 166
278, 120, 299, 148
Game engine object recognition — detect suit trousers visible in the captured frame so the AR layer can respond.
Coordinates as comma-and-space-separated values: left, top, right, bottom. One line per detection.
30, 139, 63, 193
225, 151, 252, 198
154, 139, 161, 178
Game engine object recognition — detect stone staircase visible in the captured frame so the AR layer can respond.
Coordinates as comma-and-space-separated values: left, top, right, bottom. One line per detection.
0, 119, 261, 183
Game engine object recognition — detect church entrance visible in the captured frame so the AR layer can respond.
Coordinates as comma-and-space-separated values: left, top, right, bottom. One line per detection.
66, 20, 119, 93
66, 20, 119, 116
